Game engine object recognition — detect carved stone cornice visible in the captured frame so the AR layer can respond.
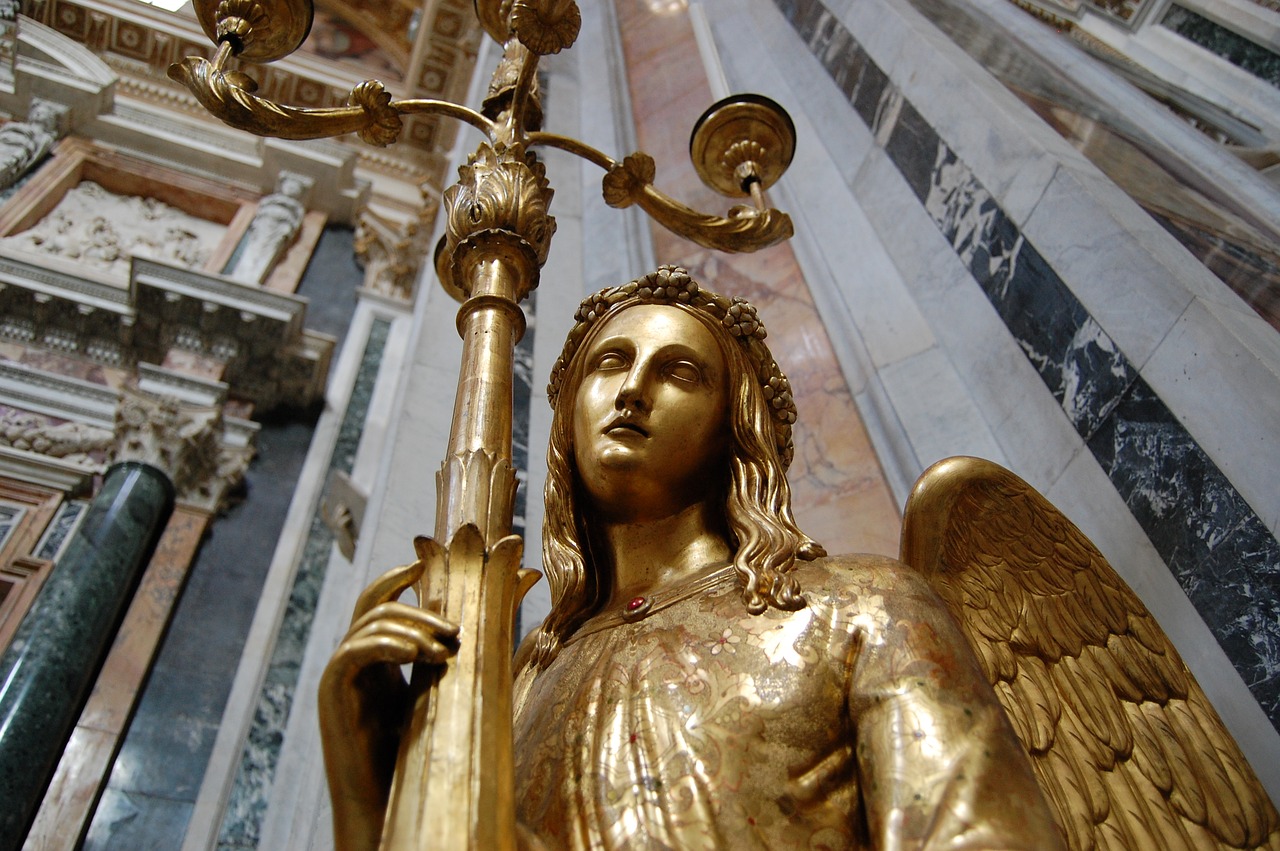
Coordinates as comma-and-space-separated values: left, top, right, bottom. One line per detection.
0, 360, 119, 428
0, 251, 333, 410
130, 257, 334, 409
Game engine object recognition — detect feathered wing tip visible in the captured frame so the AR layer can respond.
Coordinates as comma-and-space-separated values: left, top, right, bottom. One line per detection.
901, 456, 1280, 851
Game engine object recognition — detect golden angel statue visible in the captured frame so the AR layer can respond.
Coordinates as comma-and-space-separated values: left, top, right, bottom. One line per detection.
320, 266, 1278, 850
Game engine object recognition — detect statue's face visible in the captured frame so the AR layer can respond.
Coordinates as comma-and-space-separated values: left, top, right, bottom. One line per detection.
572, 304, 730, 520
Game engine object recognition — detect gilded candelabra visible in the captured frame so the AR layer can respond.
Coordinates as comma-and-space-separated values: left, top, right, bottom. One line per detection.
169, 1, 796, 848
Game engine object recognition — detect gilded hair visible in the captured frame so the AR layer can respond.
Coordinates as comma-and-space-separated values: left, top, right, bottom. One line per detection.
526, 268, 824, 670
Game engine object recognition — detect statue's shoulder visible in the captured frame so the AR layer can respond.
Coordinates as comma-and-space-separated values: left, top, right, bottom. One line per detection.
793, 553, 943, 618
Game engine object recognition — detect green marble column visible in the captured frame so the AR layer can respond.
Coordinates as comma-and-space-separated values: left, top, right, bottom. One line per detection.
0, 461, 174, 850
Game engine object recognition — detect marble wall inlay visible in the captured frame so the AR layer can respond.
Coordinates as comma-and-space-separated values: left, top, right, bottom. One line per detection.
214, 318, 391, 850
774, 0, 1280, 723
1161, 5, 1280, 89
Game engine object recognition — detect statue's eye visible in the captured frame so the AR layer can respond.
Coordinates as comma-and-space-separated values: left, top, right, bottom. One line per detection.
594, 352, 627, 371
666, 361, 701, 384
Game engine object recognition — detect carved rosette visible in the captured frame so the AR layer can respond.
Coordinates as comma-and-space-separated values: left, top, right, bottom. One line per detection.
112, 384, 254, 512
439, 142, 555, 299
511, 0, 580, 55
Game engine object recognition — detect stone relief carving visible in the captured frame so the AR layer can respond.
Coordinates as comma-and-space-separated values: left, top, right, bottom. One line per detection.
226, 172, 313, 285
0, 181, 226, 279
0, 100, 67, 191
0, 406, 112, 466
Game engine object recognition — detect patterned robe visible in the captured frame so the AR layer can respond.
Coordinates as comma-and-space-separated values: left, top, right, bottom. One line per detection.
513, 555, 1062, 849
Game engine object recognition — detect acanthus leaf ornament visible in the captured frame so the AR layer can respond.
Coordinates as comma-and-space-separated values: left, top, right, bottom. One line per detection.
438, 143, 556, 299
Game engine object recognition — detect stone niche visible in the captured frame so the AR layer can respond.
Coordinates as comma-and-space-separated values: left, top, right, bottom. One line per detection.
0, 136, 257, 284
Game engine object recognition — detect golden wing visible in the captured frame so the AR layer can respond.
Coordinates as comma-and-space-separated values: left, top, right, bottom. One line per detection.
900, 456, 1280, 851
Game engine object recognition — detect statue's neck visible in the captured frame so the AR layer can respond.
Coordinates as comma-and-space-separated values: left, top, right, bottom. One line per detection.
593, 500, 732, 610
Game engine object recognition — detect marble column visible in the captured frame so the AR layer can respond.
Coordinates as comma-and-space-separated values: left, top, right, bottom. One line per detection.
0, 461, 174, 850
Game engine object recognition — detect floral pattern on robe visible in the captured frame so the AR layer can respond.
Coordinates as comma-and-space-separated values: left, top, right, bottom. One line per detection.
513, 555, 1063, 850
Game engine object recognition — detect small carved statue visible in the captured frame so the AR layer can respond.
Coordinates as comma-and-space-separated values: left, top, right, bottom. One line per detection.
226, 172, 311, 285
0, 99, 65, 191
323, 267, 1280, 850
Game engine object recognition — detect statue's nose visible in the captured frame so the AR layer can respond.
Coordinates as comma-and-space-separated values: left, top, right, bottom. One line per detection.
615, 365, 651, 412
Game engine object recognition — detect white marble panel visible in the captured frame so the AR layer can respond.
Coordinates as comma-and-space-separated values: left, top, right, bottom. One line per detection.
1141, 298, 1280, 534
930, 272, 1084, 490
575, 0, 655, 285
847, 0, 1077, 224
348, 307, 415, 488
967, 0, 1280, 231
782, 150, 936, 373
851, 147, 974, 308
1020, 163, 1197, 369
540, 52, 584, 220
1116, 21, 1280, 139
363, 281, 461, 577
831, 0, 914, 77
780, 182, 874, 397
878, 346, 1007, 471
1045, 450, 1280, 803
854, 377, 920, 506
257, 546, 351, 851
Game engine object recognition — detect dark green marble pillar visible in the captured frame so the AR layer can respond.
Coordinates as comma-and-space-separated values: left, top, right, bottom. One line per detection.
0, 461, 174, 850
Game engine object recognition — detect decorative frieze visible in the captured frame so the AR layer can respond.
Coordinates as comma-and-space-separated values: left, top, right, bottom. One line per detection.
0, 180, 226, 279
0, 100, 67, 191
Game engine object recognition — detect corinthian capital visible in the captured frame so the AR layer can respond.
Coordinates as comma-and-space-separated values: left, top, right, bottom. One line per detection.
113, 383, 256, 513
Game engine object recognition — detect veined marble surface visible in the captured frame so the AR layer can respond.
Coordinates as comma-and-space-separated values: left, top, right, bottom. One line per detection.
764, 0, 1280, 791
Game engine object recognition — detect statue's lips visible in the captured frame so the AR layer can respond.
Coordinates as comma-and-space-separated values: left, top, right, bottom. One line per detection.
604, 419, 648, 438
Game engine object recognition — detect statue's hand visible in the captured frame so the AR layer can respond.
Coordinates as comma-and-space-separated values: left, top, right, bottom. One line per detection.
319, 560, 458, 851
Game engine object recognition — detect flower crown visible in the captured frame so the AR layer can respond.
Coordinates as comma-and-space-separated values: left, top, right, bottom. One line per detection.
547, 266, 798, 468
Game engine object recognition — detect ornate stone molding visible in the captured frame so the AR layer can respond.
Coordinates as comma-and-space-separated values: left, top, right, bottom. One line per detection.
0, 407, 112, 464
130, 257, 333, 410
0, 445, 96, 491
0, 360, 118, 427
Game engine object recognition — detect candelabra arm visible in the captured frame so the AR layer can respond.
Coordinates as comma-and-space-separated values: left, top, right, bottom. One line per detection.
527, 134, 793, 253
167, 59, 495, 145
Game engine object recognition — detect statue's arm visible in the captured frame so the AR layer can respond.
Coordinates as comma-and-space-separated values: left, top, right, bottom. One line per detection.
845, 561, 1064, 849
319, 561, 458, 851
